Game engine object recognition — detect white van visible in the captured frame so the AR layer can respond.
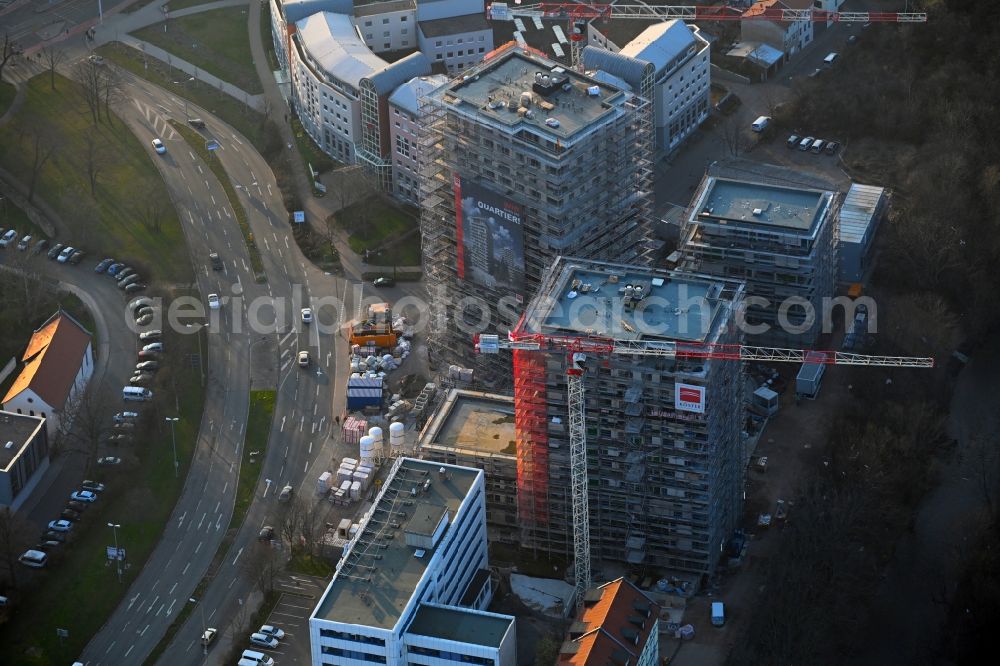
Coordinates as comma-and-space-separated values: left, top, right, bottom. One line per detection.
241, 650, 275, 666
711, 601, 725, 626
823, 52, 838, 64
810, 139, 825, 154
122, 386, 153, 402
751, 115, 770, 133
19, 549, 48, 568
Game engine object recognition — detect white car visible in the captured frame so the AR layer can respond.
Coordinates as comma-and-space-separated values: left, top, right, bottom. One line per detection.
298, 350, 310, 367
249, 633, 279, 649
152, 138, 166, 154
201, 627, 217, 646
0, 229, 16, 247
142, 342, 164, 353
301, 307, 313, 324
70, 490, 97, 503
114, 411, 139, 423
208, 294, 220, 310
17, 235, 32, 250
97, 456, 122, 466
57, 246, 76, 263
47, 519, 73, 532
258, 625, 285, 640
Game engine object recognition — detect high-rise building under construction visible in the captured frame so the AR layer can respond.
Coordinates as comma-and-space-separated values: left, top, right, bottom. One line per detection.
512, 257, 746, 575
419, 44, 654, 378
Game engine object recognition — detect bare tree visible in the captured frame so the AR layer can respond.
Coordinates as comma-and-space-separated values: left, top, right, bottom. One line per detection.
83, 131, 109, 196
0, 508, 34, 590
244, 541, 282, 597
0, 33, 17, 81
57, 386, 112, 470
21, 120, 57, 203
278, 495, 306, 547
100, 65, 125, 125
40, 45, 66, 91
720, 113, 749, 158
132, 184, 168, 233
73, 60, 103, 125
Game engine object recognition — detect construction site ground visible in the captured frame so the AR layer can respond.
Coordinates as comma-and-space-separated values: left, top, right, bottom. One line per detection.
663, 355, 856, 665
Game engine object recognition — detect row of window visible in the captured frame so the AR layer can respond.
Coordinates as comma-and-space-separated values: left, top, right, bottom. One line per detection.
364, 16, 408, 27
407, 645, 495, 665
321, 646, 385, 663
318, 628, 386, 646
434, 35, 487, 47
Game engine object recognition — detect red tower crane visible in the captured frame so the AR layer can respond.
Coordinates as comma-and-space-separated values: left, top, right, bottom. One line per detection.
475, 331, 934, 604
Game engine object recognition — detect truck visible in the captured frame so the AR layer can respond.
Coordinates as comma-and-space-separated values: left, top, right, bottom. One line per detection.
711, 602, 725, 627
795, 362, 825, 400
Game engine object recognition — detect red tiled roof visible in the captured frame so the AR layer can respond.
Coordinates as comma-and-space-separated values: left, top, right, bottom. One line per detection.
559, 578, 661, 665
2, 312, 92, 408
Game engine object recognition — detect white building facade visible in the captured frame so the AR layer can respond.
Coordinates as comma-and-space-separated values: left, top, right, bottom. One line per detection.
309, 458, 516, 665
388, 74, 447, 205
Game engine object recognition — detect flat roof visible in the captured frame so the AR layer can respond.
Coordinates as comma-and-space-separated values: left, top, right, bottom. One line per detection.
0, 411, 45, 471
406, 604, 513, 648
419, 12, 490, 38
313, 458, 481, 629
518, 257, 740, 344
420, 390, 516, 457
839, 183, 885, 244
432, 46, 629, 141
695, 177, 829, 232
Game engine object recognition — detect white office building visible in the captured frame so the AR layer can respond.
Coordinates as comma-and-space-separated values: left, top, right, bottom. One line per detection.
309, 457, 517, 666
582, 20, 710, 152
388, 74, 448, 205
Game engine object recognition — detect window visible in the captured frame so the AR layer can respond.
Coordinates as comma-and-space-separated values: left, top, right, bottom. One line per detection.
382, 18, 389, 24
366, 33, 373, 40
401, 16, 407, 22
436, 54, 443, 60
383, 31, 390, 37
479, 47, 485, 53
384, 43, 390, 49
364, 20, 372, 27
457, 38, 463, 44
447, 52, 453, 58
435, 40, 442, 47
401, 28, 407, 35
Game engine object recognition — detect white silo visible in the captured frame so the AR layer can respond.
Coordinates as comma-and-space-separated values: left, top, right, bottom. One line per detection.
359, 435, 376, 466
389, 422, 405, 455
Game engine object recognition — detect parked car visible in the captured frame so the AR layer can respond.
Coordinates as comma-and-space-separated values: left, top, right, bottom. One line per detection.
97, 456, 121, 466
95, 258, 114, 273
68, 250, 85, 264
113, 411, 138, 423
71, 490, 98, 502
57, 246, 75, 263
40, 530, 66, 543
88, 54, 105, 66
137, 350, 159, 360
0, 229, 17, 247
35, 540, 62, 552
32, 239, 49, 255
188, 118, 206, 129
209, 252, 223, 270
258, 526, 274, 542
142, 342, 164, 352
47, 243, 65, 259
130, 296, 154, 310
19, 550, 48, 568
59, 509, 81, 522
278, 484, 293, 502
249, 632, 279, 649
17, 235, 32, 250
107, 433, 132, 443
258, 625, 285, 640
151, 138, 166, 154
135, 306, 155, 319
124, 283, 147, 293
115, 267, 135, 281
139, 330, 161, 342
66, 500, 88, 512
786, 134, 800, 149
80, 480, 105, 493
799, 136, 815, 151
106, 262, 124, 276
301, 307, 313, 324
825, 141, 840, 155
208, 293, 220, 310
119, 274, 141, 289
372, 276, 395, 288
135, 313, 154, 326
136, 360, 159, 372
129, 373, 154, 386
113, 422, 135, 430
298, 350, 310, 367
47, 520, 73, 533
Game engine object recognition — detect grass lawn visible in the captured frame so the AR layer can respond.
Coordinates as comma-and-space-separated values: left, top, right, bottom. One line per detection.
0, 79, 16, 116
96, 42, 270, 152
133, 7, 262, 95
339, 196, 421, 265
0, 195, 52, 241
260, 2, 280, 71
0, 321, 207, 664
234, 390, 276, 527
288, 546, 334, 577
291, 114, 337, 177
0, 74, 192, 284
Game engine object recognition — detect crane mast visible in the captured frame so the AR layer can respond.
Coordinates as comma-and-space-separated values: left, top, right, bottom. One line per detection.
476, 333, 933, 602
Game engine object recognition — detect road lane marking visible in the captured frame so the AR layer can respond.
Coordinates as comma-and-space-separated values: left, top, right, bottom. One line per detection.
169, 582, 177, 594
106, 641, 116, 653
156, 603, 165, 616
167, 598, 176, 616
146, 595, 159, 614
233, 546, 244, 565
309, 441, 313, 454
195, 540, 202, 554
215, 500, 221, 512
127, 593, 141, 611
125, 644, 135, 657
198, 512, 206, 530
182, 562, 190, 575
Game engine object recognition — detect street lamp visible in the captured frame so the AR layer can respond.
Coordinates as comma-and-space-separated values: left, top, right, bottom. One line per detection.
190, 597, 208, 655
173, 76, 194, 118
107, 523, 122, 583
165, 417, 180, 478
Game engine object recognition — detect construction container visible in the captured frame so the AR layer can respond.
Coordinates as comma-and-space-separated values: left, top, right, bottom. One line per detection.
337, 518, 352, 538
316, 471, 333, 496
347, 377, 383, 410
796, 363, 825, 399
350, 481, 362, 501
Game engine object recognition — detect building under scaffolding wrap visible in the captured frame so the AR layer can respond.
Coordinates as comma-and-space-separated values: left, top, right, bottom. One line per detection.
419, 43, 655, 379
514, 257, 746, 575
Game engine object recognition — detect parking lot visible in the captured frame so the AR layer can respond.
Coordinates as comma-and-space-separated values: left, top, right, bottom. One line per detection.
251, 586, 322, 665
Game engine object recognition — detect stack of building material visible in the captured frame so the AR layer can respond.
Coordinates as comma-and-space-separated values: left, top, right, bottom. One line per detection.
316, 471, 332, 497
342, 417, 367, 446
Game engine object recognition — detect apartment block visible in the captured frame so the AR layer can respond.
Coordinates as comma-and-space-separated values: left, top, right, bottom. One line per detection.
559, 578, 661, 666
308, 457, 517, 665
513, 257, 745, 574
419, 44, 654, 375
0, 412, 49, 511
680, 175, 838, 346
418, 389, 518, 545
